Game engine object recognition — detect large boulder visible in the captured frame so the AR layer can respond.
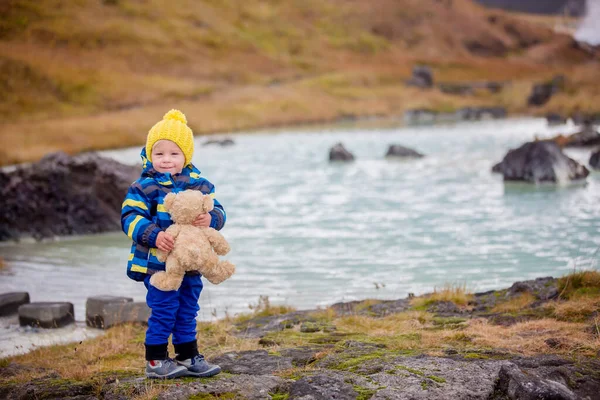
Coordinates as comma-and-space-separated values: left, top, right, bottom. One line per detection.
0, 152, 139, 241
492, 141, 589, 183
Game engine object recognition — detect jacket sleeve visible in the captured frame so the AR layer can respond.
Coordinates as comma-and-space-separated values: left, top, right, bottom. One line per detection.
121, 181, 162, 247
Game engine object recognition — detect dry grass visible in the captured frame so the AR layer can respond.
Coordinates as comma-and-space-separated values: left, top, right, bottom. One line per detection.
558, 270, 600, 299
464, 318, 599, 357
1, 0, 599, 166
491, 292, 536, 313
550, 296, 600, 322
410, 283, 474, 309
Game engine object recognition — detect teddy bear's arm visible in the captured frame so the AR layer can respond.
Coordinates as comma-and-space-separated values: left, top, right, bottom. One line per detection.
203, 228, 231, 256
155, 224, 183, 262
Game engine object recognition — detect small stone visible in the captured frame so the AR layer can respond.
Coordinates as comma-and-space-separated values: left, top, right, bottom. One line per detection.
544, 338, 561, 348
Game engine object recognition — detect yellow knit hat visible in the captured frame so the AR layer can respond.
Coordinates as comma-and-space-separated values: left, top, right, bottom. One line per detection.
146, 109, 194, 166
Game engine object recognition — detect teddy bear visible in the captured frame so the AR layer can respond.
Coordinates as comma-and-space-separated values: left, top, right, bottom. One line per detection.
151, 189, 235, 291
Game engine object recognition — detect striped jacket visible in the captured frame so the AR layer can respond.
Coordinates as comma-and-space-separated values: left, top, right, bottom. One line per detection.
121, 148, 226, 281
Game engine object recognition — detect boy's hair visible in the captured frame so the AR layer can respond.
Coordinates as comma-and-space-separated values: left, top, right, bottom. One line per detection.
146, 109, 194, 166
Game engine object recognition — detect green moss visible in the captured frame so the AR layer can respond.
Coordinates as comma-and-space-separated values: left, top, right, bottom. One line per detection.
269, 392, 290, 400
353, 385, 377, 400
427, 375, 446, 384
188, 393, 237, 399
396, 365, 424, 376
332, 350, 387, 371
463, 353, 489, 359
421, 380, 428, 390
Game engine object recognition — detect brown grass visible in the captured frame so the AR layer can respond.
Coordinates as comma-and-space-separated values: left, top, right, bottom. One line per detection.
410, 283, 474, 308
492, 292, 536, 313
1, 0, 599, 166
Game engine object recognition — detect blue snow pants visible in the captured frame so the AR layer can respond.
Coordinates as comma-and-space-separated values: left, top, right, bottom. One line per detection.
144, 273, 203, 345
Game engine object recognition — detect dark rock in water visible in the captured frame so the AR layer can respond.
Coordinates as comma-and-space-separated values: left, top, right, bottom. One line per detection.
329, 143, 355, 162
385, 144, 424, 158
546, 112, 567, 125
406, 65, 434, 88
491, 141, 589, 183
202, 138, 235, 146
590, 150, 600, 170
0, 151, 139, 242
563, 125, 600, 147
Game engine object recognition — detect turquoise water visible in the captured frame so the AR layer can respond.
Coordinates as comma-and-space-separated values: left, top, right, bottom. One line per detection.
1, 118, 599, 329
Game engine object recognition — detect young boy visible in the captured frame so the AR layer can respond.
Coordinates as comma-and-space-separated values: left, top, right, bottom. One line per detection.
121, 109, 226, 379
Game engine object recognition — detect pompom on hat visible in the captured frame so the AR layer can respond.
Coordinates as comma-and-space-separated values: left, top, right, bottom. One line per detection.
146, 109, 194, 166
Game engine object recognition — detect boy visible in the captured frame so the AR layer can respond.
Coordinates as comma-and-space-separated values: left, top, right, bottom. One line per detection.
121, 109, 226, 379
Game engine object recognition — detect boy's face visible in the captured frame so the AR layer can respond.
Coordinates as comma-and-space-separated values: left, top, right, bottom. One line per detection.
151, 140, 186, 174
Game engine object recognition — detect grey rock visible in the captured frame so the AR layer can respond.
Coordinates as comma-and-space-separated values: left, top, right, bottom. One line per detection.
371, 356, 510, 399
86, 296, 134, 328
403, 109, 437, 125
506, 277, 558, 301
202, 138, 235, 146
101, 302, 150, 329
0, 292, 30, 316
406, 65, 434, 88
528, 75, 564, 106
546, 112, 567, 126
329, 143, 355, 162
0, 151, 139, 242
211, 350, 293, 375
290, 373, 358, 400
590, 150, 600, 170
280, 346, 322, 367
492, 141, 589, 183
156, 374, 288, 400
385, 145, 424, 158
564, 126, 600, 147
234, 310, 315, 339
493, 363, 577, 400
18, 302, 74, 328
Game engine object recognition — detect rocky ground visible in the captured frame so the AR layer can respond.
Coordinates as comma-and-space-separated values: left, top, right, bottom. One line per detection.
1, 275, 599, 399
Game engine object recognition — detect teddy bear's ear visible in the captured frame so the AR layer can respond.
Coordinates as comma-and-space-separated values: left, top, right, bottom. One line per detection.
203, 194, 214, 213
163, 192, 177, 212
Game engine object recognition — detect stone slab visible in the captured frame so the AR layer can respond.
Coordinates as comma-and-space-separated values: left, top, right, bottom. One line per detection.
0, 292, 30, 316
18, 302, 74, 328
85, 296, 133, 328
101, 302, 150, 329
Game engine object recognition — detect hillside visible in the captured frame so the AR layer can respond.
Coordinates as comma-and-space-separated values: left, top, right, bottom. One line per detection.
0, 0, 599, 165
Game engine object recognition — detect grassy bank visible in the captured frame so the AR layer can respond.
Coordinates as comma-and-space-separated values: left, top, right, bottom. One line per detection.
1, 270, 598, 399
1, 0, 599, 166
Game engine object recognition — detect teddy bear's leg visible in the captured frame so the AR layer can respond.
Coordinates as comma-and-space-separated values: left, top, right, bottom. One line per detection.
204, 228, 231, 256
150, 259, 185, 291
204, 261, 236, 285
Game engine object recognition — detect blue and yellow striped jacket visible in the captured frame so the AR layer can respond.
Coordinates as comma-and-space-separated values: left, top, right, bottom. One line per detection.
121, 148, 226, 281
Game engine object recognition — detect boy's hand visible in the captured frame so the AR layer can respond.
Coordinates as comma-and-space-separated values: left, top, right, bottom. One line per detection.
156, 231, 175, 252
192, 213, 212, 227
